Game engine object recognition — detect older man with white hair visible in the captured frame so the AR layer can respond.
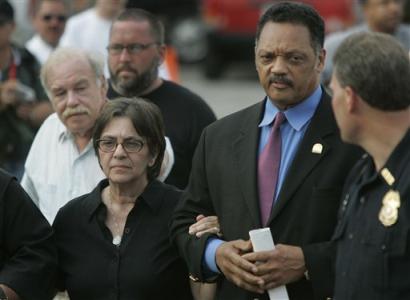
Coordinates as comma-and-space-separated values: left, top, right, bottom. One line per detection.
21, 47, 173, 224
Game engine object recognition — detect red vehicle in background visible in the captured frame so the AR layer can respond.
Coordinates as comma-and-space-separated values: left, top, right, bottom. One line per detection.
201, 0, 357, 78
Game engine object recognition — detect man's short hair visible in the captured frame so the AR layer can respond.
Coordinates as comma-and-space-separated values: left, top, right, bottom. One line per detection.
333, 32, 410, 111
40, 48, 105, 96
32, 0, 69, 16
256, 2, 325, 53
93, 97, 166, 181
111, 9, 165, 45
0, 1, 14, 25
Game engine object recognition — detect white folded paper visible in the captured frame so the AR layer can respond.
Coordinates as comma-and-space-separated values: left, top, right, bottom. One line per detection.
249, 228, 290, 300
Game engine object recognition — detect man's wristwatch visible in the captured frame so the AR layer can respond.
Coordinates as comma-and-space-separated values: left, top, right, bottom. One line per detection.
0, 286, 8, 300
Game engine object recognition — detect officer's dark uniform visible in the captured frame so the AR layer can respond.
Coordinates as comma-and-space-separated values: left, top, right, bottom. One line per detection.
333, 130, 410, 300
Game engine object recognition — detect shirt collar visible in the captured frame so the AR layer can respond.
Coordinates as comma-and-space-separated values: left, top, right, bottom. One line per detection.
360, 129, 410, 188
378, 129, 410, 187
86, 179, 166, 220
58, 126, 71, 143
11, 46, 21, 66
259, 85, 322, 130
57, 121, 94, 153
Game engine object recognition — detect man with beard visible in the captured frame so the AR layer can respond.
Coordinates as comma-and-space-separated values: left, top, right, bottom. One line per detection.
107, 9, 216, 189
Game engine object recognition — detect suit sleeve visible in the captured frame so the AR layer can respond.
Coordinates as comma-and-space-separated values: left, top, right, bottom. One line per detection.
170, 128, 220, 282
301, 155, 365, 300
302, 241, 336, 299
0, 176, 58, 299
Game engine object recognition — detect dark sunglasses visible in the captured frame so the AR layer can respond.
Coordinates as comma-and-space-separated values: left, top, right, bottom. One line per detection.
42, 14, 67, 22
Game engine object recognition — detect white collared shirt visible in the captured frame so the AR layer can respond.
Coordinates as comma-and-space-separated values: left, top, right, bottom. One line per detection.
21, 113, 105, 224
26, 34, 56, 65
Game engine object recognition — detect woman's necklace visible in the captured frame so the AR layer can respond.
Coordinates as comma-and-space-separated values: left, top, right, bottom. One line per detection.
109, 197, 123, 246
108, 188, 137, 246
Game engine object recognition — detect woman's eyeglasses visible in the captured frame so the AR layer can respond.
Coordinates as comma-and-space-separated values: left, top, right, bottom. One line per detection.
96, 138, 145, 153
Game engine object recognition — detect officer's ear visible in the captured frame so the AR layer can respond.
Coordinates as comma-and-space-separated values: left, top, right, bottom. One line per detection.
344, 86, 359, 114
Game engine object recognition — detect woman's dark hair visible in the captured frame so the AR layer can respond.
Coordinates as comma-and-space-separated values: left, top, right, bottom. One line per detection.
93, 97, 165, 181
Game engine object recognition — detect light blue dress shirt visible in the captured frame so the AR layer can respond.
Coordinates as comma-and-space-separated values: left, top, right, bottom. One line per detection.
203, 86, 323, 275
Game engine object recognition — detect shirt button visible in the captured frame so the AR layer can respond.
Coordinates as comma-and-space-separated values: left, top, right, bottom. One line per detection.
360, 196, 365, 204
381, 244, 387, 251
124, 228, 130, 234
348, 233, 354, 240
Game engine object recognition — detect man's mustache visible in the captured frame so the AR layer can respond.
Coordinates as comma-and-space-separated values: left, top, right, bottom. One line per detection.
269, 75, 293, 87
116, 64, 137, 74
62, 106, 90, 119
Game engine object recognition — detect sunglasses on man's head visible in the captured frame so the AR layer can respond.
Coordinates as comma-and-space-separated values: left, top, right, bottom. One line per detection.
42, 14, 67, 22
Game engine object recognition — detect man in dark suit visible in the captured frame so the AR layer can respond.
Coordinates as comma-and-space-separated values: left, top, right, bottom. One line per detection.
171, 2, 362, 300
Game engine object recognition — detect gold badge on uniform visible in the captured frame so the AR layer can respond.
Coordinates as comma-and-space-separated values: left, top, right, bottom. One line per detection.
379, 190, 401, 227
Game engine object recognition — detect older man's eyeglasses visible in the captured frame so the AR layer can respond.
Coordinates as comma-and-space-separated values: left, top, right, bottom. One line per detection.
106, 43, 158, 55
96, 138, 144, 153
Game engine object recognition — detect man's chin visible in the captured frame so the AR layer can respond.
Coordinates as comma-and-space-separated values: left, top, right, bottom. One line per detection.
67, 124, 93, 137
118, 71, 137, 81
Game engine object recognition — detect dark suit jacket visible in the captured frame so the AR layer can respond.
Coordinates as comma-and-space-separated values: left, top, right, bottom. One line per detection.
171, 92, 362, 300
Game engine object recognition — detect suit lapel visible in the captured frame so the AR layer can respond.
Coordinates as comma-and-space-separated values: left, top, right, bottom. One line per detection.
269, 93, 338, 223
232, 102, 264, 228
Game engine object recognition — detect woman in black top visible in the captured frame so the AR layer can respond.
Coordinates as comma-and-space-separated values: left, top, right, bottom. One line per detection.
53, 97, 193, 300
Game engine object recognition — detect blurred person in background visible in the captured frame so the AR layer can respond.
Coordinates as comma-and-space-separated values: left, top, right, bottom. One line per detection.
60, 0, 127, 77
0, 0, 52, 179
107, 9, 216, 189
9, 0, 34, 45
26, 0, 68, 65
323, 0, 410, 85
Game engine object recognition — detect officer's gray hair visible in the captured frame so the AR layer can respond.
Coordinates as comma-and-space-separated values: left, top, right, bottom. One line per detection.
333, 32, 410, 111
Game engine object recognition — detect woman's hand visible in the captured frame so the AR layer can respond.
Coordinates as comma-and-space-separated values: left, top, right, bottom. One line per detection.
188, 214, 222, 238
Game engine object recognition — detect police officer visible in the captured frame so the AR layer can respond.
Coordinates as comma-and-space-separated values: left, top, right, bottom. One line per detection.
329, 31, 410, 299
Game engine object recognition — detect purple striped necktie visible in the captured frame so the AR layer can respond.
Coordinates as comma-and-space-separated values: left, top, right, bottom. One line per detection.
258, 111, 286, 226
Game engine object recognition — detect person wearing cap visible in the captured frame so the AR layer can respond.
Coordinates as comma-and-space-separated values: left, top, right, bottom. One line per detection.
0, 0, 52, 179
